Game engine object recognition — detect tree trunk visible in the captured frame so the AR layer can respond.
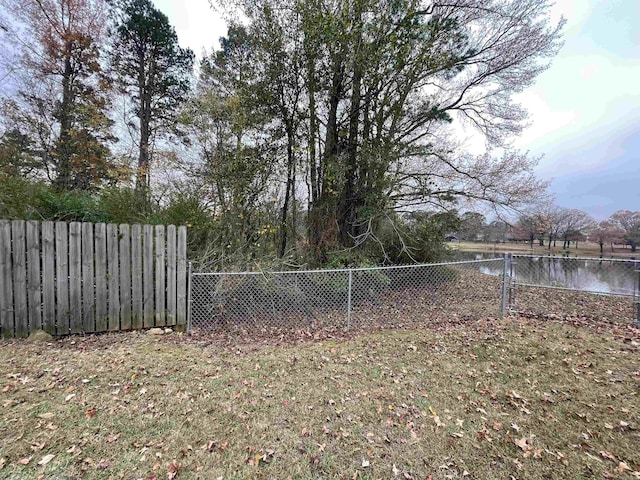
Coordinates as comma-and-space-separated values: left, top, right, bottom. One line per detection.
279, 123, 295, 258
54, 41, 74, 190
136, 51, 152, 209
599, 241, 604, 256
309, 52, 343, 257
338, 16, 363, 247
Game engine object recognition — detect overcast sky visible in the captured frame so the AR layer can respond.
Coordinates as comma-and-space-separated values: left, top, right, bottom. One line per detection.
154, 0, 640, 219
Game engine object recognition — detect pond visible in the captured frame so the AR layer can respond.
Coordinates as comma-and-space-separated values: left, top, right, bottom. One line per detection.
451, 251, 640, 296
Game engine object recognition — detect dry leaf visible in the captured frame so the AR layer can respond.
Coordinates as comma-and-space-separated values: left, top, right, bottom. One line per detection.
599, 451, 616, 461
432, 415, 446, 428
616, 462, 632, 474
18, 456, 33, 465
167, 461, 179, 479
38, 454, 55, 465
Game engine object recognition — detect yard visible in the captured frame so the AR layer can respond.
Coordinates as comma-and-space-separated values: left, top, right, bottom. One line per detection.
1, 318, 639, 479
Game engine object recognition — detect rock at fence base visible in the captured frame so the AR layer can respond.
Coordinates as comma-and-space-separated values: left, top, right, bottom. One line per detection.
174, 324, 186, 333
148, 328, 165, 335
27, 330, 53, 342
164, 328, 173, 334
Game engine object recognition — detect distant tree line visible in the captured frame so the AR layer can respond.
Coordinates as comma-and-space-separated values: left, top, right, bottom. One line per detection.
456, 207, 640, 255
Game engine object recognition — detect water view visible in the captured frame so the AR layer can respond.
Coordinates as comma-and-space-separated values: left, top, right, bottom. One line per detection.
452, 251, 640, 297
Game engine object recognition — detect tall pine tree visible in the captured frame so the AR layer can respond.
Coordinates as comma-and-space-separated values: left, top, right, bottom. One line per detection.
110, 0, 194, 204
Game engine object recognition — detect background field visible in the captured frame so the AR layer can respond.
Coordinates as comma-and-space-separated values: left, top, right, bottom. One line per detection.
452, 241, 639, 259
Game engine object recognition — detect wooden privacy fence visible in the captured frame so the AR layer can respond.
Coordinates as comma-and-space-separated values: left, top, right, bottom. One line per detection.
0, 220, 188, 339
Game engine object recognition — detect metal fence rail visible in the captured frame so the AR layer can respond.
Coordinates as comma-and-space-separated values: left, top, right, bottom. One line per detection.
187, 255, 640, 336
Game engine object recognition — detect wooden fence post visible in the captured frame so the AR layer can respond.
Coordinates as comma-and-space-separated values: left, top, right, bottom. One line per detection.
0, 220, 14, 338
82, 223, 95, 333
12, 221, 28, 337
131, 224, 143, 329
176, 226, 187, 326
143, 225, 154, 328
55, 222, 70, 335
95, 223, 108, 332
107, 224, 120, 331
154, 225, 166, 327
119, 224, 132, 330
166, 225, 177, 326
69, 222, 82, 334
41, 222, 55, 335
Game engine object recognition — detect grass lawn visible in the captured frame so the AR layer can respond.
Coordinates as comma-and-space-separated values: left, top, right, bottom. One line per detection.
1, 319, 639, 479
452, 241, 639, 259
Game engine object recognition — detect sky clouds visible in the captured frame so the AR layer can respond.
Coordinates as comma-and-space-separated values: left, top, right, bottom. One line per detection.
154, 0, 640, 218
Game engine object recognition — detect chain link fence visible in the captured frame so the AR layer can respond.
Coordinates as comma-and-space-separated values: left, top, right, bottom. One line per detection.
189, 258, 505, 335
187, 255, 640, 336
508, 255, 640, 323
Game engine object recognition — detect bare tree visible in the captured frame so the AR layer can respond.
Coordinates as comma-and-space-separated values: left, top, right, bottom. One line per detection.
610, 210, 640, 252
559, 209, 595, 249
590, 220, 625, 256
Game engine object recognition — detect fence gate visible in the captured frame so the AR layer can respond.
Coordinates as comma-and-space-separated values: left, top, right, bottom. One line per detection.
0, 220, 188, 338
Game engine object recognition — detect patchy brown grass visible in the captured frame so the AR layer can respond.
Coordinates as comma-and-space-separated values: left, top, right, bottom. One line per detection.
1, 319, 639, 479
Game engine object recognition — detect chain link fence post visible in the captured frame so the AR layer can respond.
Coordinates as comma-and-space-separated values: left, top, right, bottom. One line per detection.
186, 261, 193, 334
508, 253, 516, 313
346, 269, 353, 331
501, 253, 511, 317
634, 263, 640, 326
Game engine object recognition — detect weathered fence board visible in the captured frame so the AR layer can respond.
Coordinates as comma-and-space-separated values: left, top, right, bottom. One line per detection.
82, 223, 95, 333
107, 224, 120, 331
0, 220, 13, 338
95, 223, 108, 332
41, 222, 55, 335
12, 221, 28, 337
143, 225, 154, 328
26, 221, 42, 332
119, 224, 132, 330
69, 222, 82, 334
176, 226, 187, 326
55, 222, 69, 335
155, 225, 166, 327
166, 225, 177, 325
0, 220, 187, 338
131, 224, 143, 330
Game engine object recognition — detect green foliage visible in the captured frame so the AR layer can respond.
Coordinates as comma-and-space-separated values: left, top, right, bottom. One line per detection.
34, 188, 106, 223
360, 211, 460, 265
0, 174, 47, 220
97, 187, 145, 224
